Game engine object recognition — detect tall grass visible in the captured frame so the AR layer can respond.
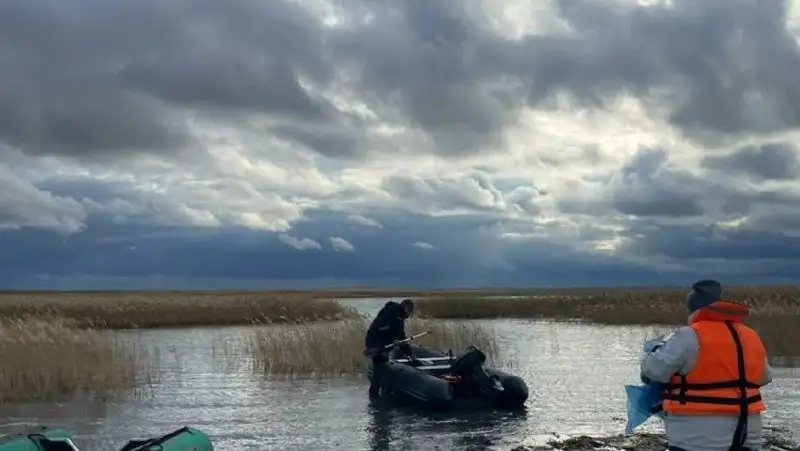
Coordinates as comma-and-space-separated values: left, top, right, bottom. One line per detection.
415, 287, 800, 358
0, 292, 357, 329
0, 317, 155, 402
249, 318, 500, 377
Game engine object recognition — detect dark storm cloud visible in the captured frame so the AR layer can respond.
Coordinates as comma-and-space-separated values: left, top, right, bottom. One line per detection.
0, 0, 335, 158
0, 161, 87, 233
4, 206, 800, 290
328, 0, 530, 156
609, 143, 800, 264
0, 209, 682, 289
270, 124, 364, 159
521, 0, 800, 141
555, 148, 707, 218
36, 177, 195, 226
381, 172, 507, 214
620, 220, 800, 262
0, 212, 480, 288
0, 80, 189, 157
702, 142, 800, 181
611, 148, 705, 218
330, 0, 800, 155
613, 193, 704, 218
4, 192, 800, 289
3, 0, 799, 160
557, 144, 800, 221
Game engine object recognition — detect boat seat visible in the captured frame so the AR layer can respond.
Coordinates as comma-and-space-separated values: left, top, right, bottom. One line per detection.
393, 356, 450, 364
415, 364, 452, 371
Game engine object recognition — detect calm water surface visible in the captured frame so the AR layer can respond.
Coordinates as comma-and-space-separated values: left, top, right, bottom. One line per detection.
0, 298, 797, 450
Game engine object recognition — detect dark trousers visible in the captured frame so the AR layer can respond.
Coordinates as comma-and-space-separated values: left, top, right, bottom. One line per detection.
368, 351, 390, 397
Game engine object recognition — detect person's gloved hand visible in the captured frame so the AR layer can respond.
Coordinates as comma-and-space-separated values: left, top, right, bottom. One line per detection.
399, 342, 412, 356
643, 338, 664, 354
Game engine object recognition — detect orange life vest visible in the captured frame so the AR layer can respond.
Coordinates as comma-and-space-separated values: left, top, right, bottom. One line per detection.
661, 300, 767, 416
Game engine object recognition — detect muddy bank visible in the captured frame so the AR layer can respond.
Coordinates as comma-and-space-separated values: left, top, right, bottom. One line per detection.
510, 429, 799, 451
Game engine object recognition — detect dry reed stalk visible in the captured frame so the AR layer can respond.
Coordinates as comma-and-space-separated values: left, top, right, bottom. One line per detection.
0, 317, 156, 402
249, 317, 500, 377
0, 292, 358, 329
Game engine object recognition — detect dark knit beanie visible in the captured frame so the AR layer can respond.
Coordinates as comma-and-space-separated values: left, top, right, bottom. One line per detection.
686, 280, 723, 313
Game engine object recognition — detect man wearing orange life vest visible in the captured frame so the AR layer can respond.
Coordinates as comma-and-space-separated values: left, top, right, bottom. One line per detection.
640, 280, 774, 451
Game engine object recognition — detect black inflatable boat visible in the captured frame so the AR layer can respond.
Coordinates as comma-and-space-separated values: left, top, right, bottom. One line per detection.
365, 343, 529, 411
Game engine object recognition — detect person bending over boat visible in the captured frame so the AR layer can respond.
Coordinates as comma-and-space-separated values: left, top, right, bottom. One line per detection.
640, 280, 773, 451
364, 298, 415, 398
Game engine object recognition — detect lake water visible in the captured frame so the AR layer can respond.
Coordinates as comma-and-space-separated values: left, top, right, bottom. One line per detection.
0, 298, 797, 450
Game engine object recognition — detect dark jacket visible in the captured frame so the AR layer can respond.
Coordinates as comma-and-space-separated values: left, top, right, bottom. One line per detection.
364, 301, 408, 350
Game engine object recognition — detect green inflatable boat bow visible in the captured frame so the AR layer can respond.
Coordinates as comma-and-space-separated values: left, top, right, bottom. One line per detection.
0, 425, 212, 451
0, 426, 79, 451
119, 427, 213, 451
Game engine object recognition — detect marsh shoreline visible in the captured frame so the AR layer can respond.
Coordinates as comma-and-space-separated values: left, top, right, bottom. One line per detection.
510, 429, 799, 451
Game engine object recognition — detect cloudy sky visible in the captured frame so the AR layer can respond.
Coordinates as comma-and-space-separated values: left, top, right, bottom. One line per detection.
3, 0, 800, 289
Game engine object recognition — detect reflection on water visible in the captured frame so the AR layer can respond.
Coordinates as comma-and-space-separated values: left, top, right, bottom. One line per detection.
364, 401, 530, 451
0, 298, 797, 450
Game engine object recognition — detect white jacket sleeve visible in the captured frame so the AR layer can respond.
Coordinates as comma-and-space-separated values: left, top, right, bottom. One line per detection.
640, 326, 699, 383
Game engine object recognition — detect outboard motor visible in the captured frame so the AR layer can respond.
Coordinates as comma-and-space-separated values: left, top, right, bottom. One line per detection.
450, 345, 487, 375
450, 346, 505, 400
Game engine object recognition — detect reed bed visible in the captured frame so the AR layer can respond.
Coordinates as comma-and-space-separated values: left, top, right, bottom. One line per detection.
415, 287, 800, 358
249, 317, 500, 377
0, 292, 357, 329
0, 317, 155, 402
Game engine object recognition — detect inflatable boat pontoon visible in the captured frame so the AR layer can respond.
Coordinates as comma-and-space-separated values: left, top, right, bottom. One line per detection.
366, 343, 529, 411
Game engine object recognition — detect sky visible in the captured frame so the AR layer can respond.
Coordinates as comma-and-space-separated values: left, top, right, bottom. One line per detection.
3, 0, 800, 289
